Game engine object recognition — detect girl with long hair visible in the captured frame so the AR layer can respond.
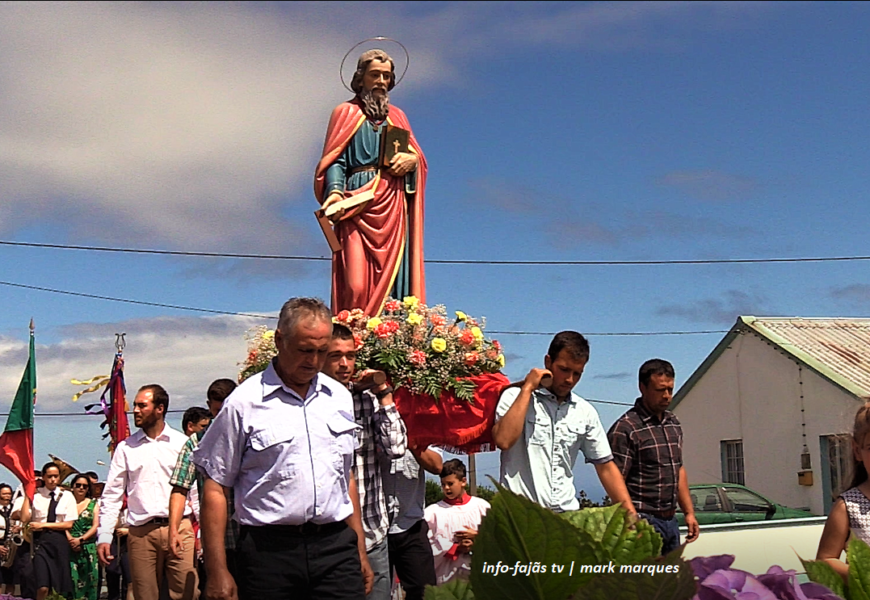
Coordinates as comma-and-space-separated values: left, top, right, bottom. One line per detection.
67, 473, 100, 600
816, 401, 870, 580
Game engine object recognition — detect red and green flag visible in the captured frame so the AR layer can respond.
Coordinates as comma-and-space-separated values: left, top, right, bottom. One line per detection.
0, 324, 36, 499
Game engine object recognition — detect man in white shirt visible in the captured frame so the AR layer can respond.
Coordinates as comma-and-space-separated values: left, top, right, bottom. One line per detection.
96, 384, 198, 600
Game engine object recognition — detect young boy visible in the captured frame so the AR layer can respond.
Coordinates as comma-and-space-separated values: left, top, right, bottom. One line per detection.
424, 459, 490, 584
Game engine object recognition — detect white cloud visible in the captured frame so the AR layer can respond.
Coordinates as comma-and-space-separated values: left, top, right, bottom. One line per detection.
0, 1, 774, 258
0, 2, 445, 254
0, 313, 268, 413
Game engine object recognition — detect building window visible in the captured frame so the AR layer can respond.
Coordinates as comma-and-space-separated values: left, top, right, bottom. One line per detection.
721, 440, 744, 485
823, 434, 852, 499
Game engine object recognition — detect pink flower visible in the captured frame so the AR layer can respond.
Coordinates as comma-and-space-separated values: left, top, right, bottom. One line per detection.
375, 323, 393, 339
430, 314, 445, 327
493, 340, 502, 352
465, 352, 479, 367
408, 350, 427, 366
460, 330, 475, 346
353, 334, 363, 349
336, 310, 350, 322
384, 300, 401, 312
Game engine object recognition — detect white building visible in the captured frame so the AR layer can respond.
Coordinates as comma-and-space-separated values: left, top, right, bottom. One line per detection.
672, 316, 870, 515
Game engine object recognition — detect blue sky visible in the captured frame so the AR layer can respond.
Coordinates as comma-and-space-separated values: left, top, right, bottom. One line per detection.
1, 1, 870, 500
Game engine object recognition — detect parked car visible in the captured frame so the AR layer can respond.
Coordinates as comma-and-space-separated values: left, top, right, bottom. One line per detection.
676, 484, 816, 526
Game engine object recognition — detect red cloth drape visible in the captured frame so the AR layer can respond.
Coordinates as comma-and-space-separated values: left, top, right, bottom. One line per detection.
393, 372, 510, 454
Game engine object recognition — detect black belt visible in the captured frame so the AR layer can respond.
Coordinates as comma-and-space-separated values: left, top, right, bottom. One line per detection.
242, 521, 346, 536
640, 509, 677, 519
138, 516, 189, 527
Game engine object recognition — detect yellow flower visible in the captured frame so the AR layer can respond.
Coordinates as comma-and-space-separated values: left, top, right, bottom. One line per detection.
455, 311, 467, 322
497, 354, 506, 368
471, 326, 483, 340
403, 296, 419, 309
263, 330, 275, 340
366, 317, 382, 330
431, 338, 447, 352
407, 313, 423, 326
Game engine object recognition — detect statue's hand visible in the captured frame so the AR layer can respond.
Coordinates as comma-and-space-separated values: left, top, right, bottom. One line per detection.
322, 192, 346, 223
388, 152, 417, 177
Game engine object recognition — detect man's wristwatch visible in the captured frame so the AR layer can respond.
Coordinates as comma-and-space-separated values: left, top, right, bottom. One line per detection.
374, 385, 394, 400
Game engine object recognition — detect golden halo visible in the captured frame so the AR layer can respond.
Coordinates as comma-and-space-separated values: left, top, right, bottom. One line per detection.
340, 36, 410, 93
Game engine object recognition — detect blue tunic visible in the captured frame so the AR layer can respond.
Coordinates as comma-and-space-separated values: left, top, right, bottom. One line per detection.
323, 121, 417, 302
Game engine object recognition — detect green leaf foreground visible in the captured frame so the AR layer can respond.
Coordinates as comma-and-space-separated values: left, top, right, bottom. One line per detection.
455, 481, 694, 600
849, 536, 870, 600
560, 503, 663, 561
800, 555, 846, 599
802, 535, 870, 600
572, 548, 696, 600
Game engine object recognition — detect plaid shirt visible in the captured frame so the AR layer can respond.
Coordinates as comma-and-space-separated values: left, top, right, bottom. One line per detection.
607, 399, 683, 514
350, 384, 408, 551
169, 429, 239, 550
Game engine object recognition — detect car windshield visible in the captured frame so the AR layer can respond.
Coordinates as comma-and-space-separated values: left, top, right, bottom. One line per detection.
724, 487, 771, 512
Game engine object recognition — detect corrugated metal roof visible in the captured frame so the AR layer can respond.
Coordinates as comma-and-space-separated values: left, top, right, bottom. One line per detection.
741, 316, 870, 399
673, 316, 870, 408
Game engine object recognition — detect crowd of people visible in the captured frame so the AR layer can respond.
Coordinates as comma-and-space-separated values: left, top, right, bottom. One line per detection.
2, 295, 868, 600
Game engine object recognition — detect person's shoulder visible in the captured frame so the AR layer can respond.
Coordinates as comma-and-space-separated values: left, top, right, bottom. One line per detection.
329, 100, 364, 121
469, 496, 491, 510
319, 373, 353, 403
499, 385, 521, 403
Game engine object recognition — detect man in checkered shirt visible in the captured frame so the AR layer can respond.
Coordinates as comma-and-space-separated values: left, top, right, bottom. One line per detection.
322, 324, 408, 600
607, 359, 700, 555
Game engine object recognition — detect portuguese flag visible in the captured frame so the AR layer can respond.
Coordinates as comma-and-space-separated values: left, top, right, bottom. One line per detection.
0, 325, 36, 500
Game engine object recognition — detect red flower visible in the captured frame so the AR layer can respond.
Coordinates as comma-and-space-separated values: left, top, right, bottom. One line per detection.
465, 351, 479, 367
384, 300, 401, 312
337, 310, 350, 322
486, 349, 498, 360
460, 330, 475, 346
430, 314, 445, 327
353, 334, 363, 349
375, 323, 393, 339
408, 350, 427, 366
493, 340, 502, 352
387, 320, 401, 333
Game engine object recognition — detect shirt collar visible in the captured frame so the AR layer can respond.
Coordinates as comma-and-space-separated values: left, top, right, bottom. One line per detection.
261, 360, 332, 402
535, 386, 577, 405
131, 424, 172, 443
633, 397, 673, 424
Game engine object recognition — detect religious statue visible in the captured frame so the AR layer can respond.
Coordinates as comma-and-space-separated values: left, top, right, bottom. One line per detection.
314, 47, 427, 316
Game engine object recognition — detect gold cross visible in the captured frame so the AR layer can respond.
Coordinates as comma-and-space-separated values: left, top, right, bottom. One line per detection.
393, 139, 401, 154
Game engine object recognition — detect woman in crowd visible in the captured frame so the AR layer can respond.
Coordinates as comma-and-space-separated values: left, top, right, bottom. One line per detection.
68, 473, 100, 600
20, 461, 77, 600
0, 483, 15, 594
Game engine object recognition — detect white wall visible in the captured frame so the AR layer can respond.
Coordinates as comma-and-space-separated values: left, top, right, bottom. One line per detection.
675, 331, 860, 515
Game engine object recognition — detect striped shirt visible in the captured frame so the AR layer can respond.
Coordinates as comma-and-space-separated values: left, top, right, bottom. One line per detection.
349, 384, 408, 551
608, 399, 683, 514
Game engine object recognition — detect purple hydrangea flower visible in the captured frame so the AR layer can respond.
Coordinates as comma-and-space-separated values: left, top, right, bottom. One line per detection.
689, 556, 842, 600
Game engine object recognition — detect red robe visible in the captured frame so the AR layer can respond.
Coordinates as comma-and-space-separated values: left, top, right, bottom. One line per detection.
314, 100, 427, 316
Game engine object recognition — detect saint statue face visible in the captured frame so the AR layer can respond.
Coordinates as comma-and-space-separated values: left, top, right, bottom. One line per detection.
362, 59, 393, 97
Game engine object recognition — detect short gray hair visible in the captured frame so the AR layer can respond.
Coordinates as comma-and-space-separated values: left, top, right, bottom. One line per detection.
277, 297, 332, 337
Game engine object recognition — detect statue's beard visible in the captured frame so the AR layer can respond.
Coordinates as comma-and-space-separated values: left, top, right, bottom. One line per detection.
359, 88, 390, 122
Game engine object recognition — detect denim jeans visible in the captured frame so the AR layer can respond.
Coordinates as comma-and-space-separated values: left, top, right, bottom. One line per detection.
638, 512, 681, 555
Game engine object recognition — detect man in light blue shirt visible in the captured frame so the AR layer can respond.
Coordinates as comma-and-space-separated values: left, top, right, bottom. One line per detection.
492, 331, 636, 516
194, 297, 372, 600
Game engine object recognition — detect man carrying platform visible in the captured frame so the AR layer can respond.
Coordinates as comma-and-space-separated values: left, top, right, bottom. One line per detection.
491, 331, 637, 517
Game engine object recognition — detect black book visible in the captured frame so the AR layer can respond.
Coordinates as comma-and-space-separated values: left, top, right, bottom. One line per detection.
379, 124, 410, 169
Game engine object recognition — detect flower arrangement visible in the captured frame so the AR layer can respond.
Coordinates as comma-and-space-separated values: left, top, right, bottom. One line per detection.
334, 297, 505, 402
238, 325, 276, 383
